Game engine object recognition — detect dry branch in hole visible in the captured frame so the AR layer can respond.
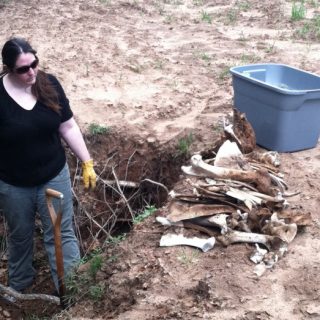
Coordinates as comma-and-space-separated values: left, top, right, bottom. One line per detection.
0, 283, 60, 305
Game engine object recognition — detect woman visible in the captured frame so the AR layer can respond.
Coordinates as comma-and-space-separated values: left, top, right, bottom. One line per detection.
0, 37, 96, 293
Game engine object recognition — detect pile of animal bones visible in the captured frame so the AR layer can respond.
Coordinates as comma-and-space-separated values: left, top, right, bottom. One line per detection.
156, 109, 312, 276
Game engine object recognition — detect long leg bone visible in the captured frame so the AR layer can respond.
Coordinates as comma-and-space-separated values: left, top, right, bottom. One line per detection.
188, 155, 273, 195
218, 230, 275, 248
159, 233, 216, 252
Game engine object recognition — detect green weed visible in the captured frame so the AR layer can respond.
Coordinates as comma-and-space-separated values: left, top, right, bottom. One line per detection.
224, 1, 251, 25
64, 248, 105, 304
193, 0, 204, 5
201, 10, 212, 24
177, 248, 199, 266
0, 0, 11, 5
217, 65, 232, 83
154, 59, 165, 69
226, 8, 238, 24
88, 123, 110, 135
238, 31, 248, 42
295, 14, 320, 39
80, 247, 102, 265
89, 284, 105, 301
133, 205, 157, 224
240, 53, 260, 64
106, 233, 127, 245
88, 255, 103, 279
64, 271, 88, 304
200, 52, 211, 61
291, 1, 306, 21
164, 14, 175, 24
236, 0, 251, 11
265, 41, 277, 54
177, 133, 193, 155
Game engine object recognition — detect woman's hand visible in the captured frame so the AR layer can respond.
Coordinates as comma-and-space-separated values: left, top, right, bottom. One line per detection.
82, 159, 97, 190
59, 118, 96, 190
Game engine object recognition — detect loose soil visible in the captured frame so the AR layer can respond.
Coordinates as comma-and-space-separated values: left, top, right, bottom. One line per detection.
1, 0, 320, 319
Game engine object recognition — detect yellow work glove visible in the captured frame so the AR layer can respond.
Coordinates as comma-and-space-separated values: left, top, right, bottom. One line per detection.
82, 159, 96, 190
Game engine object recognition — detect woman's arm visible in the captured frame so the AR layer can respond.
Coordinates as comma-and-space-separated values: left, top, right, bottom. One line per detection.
59, 117, 91, 161
59, 117, 96, 189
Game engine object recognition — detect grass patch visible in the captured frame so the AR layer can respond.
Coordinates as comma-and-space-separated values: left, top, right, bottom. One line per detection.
177, 248, 199, 266
99, 0, 111, 4
226, 8, 239, 24
201, 10, 212, 24
217, 65, 232, 83
88, 284, 105, 301
64, 248, 105, 304
133, 205, 157, 224
88, 123, 110, 135
224, 1, 251, 25
295, 14, 320, 39
200, 52, 211, 61
176, 133, 193, 156
88, 255, 103, 279
240, 53, 260, 64
106, 233, 127, 245
291, 1, 306, 21
236, 0, 251, 11
154, 59, 165, 69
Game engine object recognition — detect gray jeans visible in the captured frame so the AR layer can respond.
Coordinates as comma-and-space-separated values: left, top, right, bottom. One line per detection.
0, 163, 80, 291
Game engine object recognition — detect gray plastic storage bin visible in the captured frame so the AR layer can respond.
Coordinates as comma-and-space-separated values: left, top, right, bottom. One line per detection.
230, 63, 320, 152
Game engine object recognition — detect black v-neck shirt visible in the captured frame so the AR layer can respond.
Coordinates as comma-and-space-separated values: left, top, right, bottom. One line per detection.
0, 74, 73, 187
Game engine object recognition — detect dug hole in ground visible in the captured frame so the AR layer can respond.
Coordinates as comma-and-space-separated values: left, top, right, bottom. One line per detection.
0, 0, 320, 319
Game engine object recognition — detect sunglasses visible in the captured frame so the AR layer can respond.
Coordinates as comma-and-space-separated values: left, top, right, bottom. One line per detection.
15, 59, 39, 74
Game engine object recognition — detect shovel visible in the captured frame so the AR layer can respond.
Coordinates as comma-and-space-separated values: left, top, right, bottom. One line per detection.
45, 188, 66, 309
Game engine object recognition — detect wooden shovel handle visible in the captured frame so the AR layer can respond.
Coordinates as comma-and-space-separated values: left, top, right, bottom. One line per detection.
45, 188, 66, 308
46, 188, 64, 199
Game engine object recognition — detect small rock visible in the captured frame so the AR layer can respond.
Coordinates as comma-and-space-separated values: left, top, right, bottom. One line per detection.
3, 310, 10, 317
147, 136, 156, 143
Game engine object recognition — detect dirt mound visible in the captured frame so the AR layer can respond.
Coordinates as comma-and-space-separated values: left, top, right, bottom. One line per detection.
1, 0, 320, 319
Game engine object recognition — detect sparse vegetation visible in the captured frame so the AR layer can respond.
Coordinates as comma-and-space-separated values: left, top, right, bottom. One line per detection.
226, 8, 239, 24
201, 10, 212, 24
106, 233, 127, 245
177, 248, 199, 266
240, 53, 260, 64
177, 133, 193, 156
88, 123, 110, 135
217, 65, 232, 83
236, 0, 251, 11
225, 1, 251, 25
200, 52, 211, 61
88, 255, 103, 279
295, 14, 320, 39
88, 284, 105, 301
64, 248, 104, 304
291, 1, 306, 21
193, 0, 204, 5
154, 59, 165, 69
133, 205, 157, 224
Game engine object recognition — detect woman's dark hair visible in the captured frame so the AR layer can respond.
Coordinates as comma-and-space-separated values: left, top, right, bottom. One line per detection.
1, 37, 60, 113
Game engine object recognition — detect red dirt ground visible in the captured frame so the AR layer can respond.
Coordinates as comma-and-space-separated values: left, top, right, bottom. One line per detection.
0, 0, 320, 319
